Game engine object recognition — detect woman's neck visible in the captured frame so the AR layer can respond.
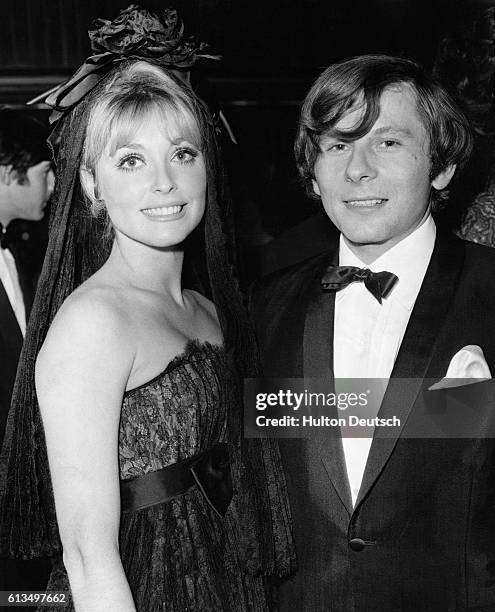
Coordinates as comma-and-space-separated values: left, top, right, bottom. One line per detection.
107, 238, 186, 302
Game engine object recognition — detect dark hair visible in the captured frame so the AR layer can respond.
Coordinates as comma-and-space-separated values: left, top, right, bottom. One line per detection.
295, 54, 474, 209
0, 110, 51, 183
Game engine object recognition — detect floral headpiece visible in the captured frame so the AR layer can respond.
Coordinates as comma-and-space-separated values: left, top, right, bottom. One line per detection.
30, 4, 220, 123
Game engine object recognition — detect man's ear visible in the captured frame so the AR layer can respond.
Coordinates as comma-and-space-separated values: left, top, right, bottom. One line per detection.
311, 178, 321, 197
432, 164, 456, 191
0, 165, 14, 186
80, 167, 97, 203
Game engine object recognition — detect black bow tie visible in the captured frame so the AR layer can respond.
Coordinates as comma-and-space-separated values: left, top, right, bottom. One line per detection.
321, 265, 398, 303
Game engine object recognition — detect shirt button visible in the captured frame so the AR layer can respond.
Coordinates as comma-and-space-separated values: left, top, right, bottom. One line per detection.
349, 537, 366, 552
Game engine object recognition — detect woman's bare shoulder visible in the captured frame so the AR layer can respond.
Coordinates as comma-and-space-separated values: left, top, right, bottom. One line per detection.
37, 279, 136, 383
52, 278, 132, 333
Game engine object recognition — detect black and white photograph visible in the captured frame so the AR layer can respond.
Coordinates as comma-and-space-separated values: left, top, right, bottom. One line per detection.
0, 1, 494, 610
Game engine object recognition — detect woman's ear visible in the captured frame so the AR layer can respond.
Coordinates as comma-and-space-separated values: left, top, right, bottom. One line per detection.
80, 167, 97, 202
80, 167, 105, 216
311, 178, 321, 197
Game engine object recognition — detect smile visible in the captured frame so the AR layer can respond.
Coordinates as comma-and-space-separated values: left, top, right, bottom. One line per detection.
344, 198, 387, 207
141, 204, 186, 217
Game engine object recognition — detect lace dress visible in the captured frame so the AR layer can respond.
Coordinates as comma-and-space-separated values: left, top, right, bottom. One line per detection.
43, 340, 294, 611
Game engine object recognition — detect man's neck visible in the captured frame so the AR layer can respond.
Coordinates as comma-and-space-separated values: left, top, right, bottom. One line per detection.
343, 238, 402, 265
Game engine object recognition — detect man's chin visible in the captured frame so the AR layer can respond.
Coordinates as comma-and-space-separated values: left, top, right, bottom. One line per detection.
342, 232, 389, 247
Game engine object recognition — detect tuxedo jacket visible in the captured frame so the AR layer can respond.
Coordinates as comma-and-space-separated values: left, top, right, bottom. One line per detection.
0, 243, 50, 598
0, 245, 35, 447
251, 231, 495, 612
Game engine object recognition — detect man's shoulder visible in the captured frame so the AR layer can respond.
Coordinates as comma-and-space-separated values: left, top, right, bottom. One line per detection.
252, 250, 332, 299
462, 236, 495, 260
249, 250, 333, 324
458, 235, 495, 278
441, 234, 495, 307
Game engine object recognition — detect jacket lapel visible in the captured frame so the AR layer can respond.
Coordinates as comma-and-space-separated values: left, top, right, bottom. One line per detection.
0, 279, 23, 360
356, 231, 465, 507
303, 249, 353, 514
8, 244, 34, 318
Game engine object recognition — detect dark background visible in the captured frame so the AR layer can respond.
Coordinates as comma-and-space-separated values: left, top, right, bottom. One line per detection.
0, 0, 490, 87
0, 0, 492, 262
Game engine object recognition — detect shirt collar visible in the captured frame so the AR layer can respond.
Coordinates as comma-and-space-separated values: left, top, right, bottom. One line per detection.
338, 214, 436, 310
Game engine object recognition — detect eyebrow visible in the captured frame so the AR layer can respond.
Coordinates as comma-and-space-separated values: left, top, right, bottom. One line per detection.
371, 126, 414, 138
114, 142, 145, 152
113, 137, 193, 152
320, 125, 414, 145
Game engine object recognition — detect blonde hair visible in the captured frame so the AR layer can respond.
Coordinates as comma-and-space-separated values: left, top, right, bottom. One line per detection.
81, 61, 204, 216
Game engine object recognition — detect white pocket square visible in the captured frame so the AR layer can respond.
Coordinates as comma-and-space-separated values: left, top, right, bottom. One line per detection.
428, 345, 492, 391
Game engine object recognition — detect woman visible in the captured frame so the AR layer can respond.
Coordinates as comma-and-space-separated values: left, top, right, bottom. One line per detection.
0, 7, 294, 611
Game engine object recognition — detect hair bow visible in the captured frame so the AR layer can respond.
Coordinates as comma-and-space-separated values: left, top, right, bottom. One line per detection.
28, 4, 220, 123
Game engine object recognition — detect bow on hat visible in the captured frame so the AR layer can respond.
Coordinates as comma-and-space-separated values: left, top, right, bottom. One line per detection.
29, 4, 221, 123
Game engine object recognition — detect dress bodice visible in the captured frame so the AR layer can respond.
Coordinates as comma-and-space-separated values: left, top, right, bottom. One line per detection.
119, 340, 231, 480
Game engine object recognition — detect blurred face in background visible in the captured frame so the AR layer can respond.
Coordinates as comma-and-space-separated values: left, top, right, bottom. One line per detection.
1, 160, 54, 224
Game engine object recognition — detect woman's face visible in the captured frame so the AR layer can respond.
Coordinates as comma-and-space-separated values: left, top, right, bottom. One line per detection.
88, 112, 206, 249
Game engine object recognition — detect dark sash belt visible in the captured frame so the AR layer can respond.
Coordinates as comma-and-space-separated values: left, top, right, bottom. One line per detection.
120, 442, 232, 517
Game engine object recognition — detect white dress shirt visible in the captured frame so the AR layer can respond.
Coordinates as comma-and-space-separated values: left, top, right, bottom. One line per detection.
334, 215, 436, 505
0, 245, 26, 336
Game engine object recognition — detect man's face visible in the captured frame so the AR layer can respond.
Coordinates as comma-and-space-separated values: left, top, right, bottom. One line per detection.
312, 84, 454, 261
9, 160, 55, 222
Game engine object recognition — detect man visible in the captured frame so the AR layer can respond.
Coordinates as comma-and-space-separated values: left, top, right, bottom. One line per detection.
0, 110, 54, 445
251, 55, 495, 611
0, 109, 54, 597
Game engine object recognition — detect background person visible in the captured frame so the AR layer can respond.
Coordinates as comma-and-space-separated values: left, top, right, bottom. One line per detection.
0, 109, 53, 605
0, 109, 54, 446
